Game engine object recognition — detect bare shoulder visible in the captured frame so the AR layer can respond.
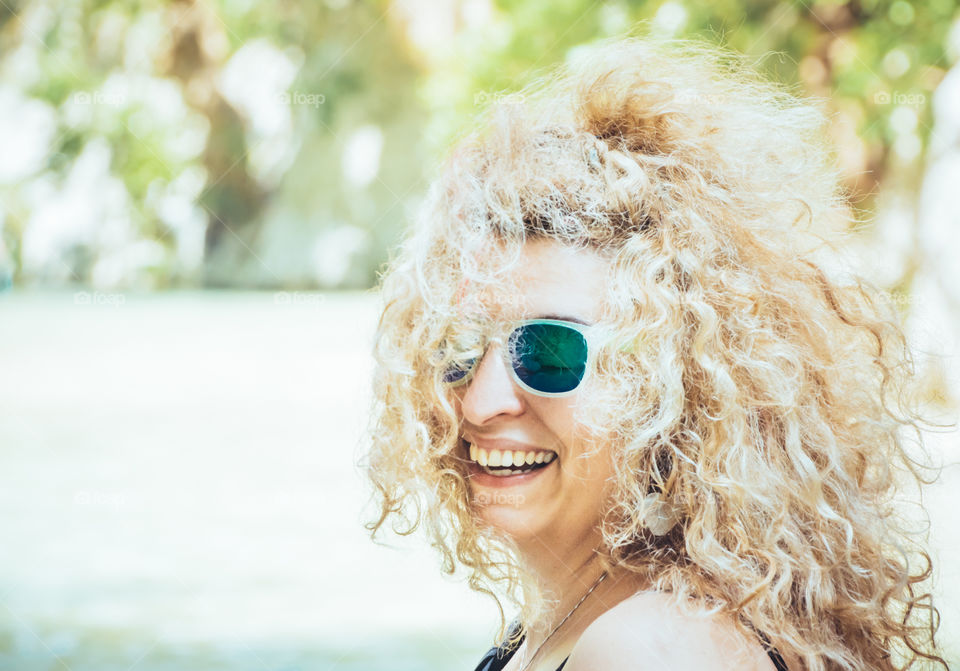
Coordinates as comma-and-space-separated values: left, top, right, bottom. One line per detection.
563, 591, 778, 671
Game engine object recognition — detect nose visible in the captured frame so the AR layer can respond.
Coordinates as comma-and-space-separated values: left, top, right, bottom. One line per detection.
457, 338, 525, 424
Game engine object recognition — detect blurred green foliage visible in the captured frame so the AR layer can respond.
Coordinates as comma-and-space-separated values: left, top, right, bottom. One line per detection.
0, 0, 956, 290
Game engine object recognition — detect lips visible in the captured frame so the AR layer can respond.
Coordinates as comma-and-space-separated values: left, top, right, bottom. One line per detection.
460, 435, 559, 488
463, 436, 558, 464
463, 435, 558, 455
468, 436, 538, 452
465, 454, 557, 488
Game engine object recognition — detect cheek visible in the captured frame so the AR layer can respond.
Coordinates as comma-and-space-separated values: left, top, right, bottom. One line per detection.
570, 443, 614, 485
560, 395, 613, 468
539, 393, 579, 429
559, 417, 615, 486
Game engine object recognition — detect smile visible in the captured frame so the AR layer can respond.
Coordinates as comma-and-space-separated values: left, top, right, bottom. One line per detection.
465, 441, 558, 478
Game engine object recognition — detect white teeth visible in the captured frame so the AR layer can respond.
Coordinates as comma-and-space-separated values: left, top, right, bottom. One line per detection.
469, 443, 558, 472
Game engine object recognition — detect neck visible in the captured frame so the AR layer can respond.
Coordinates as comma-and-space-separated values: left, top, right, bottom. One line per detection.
518, 529, 609, 646
516, 534, 652, 663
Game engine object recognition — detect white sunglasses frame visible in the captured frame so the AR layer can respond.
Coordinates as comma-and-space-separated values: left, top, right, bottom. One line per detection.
440, 318, 595, 398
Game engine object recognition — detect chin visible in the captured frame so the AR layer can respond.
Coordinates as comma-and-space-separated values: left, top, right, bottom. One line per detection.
477, 507, 542, 539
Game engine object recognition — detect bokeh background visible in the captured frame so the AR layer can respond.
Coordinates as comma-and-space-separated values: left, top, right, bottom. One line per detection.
1, 1, 959, 669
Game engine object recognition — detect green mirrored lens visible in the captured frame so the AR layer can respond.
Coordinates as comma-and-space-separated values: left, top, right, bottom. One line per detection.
509, 322, 587, 394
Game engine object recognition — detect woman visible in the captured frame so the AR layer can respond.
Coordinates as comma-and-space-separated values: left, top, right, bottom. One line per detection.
361, 35, 949, 671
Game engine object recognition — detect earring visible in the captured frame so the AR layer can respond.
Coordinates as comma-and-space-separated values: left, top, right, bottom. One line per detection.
642, 492, 679, 536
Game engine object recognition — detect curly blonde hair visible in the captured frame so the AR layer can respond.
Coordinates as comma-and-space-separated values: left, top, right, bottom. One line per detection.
360, 34, 949, 670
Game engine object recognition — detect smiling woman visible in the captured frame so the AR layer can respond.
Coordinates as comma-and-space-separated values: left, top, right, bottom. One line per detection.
360, 34, 949, 671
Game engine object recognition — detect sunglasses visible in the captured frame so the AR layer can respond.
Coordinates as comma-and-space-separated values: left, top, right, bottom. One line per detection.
439, 318, 596, 397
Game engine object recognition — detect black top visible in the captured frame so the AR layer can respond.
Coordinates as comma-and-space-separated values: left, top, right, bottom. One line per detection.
470, 620, 567, 671
471, 619, 788, 671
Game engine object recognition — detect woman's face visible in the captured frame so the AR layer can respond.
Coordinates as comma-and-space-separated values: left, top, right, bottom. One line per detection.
452, 238, 616, 555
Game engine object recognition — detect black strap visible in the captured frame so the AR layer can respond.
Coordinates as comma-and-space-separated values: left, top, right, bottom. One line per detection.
756, 630, 790, 671
471, 621, 524, 671
473, 621, 788, 671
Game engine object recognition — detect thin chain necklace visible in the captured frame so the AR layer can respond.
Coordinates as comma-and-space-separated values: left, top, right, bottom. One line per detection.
516, 569, 609, 671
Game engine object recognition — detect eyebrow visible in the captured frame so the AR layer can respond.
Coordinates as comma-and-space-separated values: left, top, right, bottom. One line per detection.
536, 313, 593, 326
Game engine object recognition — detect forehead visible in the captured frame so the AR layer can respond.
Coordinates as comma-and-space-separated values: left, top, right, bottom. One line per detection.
458, 239, 610, 323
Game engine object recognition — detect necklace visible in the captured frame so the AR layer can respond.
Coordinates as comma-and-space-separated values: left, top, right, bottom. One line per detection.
516, 569, 609, 671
